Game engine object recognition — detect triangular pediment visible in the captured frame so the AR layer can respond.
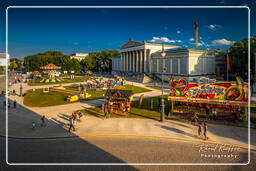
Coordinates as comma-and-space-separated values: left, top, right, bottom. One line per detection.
120, 41, 145, 49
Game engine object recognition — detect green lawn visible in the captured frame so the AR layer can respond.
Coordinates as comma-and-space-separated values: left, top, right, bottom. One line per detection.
23, 88, 106, 107
23, 84, 151, 107
80, 95, 175, 121
27, 76, 89, 86
23, 89, 72, 107
117, 85, 150, 93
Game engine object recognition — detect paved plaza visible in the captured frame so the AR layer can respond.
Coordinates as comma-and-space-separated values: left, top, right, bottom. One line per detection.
1, 80, 255, 152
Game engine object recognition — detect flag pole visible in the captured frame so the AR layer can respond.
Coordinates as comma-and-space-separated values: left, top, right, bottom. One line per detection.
227, 51, 230, 81
227, 65, 228, 81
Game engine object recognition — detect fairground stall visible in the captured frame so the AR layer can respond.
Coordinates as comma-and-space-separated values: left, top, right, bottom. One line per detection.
105, 89, 133, 115
36, 63, 63, 83
168, 77, 249, 121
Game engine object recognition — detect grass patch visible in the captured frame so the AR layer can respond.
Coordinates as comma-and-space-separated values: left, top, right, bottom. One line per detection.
23, 84, 151, 107
28, 76, 89, 86
23, 89, 72, 107
23, 88, 106, 107
81, 95, 172, 120
116, 85, 150, 93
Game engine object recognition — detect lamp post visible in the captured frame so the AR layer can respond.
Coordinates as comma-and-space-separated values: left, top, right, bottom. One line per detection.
160, 44, 166, 122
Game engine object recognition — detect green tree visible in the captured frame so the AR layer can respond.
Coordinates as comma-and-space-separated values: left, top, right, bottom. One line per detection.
89, 50, 119, 72
24, 51, 71, 71
9, 61, 18, 70
80, 55, 96, 72
0, 66, 4, 74
229, 37, 256, 80
10, 58, 22, 70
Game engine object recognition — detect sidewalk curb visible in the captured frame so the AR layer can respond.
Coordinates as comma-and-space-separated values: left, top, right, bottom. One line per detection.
1, 134, 255, 151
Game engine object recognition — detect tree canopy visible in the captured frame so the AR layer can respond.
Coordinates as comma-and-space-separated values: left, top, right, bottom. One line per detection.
228, 37, 256, 80
24, 50, 119, 73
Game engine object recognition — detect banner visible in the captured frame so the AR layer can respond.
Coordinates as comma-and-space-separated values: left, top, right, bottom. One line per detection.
169, 77, 248, 103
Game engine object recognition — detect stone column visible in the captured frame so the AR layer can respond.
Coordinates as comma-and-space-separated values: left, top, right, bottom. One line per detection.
136, 51, 139, 72
120, 52, 123, 71
144, 49, 147, 73
122, 52, 126, 71
178, 58, 181, 75
133, 51, 136, 72
126, 52, 128, 71
129, 51, 132, 72
170, 58, 172, 74
140, 50, 143, 72
156, 59, 159, 73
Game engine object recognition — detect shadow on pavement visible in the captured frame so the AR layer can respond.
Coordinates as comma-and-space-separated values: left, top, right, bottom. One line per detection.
1, 98, 136, 167
155, 124, 203, 140
207, 124, 250, 146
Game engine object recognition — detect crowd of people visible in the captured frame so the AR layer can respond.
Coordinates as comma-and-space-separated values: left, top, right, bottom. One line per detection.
67, 111, 83, 132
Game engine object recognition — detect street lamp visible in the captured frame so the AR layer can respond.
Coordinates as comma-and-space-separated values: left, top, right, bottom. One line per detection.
160, 43, 166, 122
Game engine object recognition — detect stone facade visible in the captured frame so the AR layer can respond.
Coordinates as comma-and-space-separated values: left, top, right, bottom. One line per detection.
112, 40, 216, 80
70, 53, 89, 61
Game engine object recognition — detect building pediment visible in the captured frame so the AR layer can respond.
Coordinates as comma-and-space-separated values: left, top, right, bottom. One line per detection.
120, 41, 145, 49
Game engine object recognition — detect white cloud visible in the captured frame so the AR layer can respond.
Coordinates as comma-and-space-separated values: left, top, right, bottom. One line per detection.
189, 38, 195, 41
211, 38, 235, 46
208, 24, 222, 31
177, 30, 181, 34
149, 37, 181, 43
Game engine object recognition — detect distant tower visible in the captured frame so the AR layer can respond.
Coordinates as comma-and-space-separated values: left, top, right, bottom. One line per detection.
194, 21, 199, 48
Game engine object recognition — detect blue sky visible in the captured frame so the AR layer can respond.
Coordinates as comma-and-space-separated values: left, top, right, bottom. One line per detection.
0, 0, 255, 59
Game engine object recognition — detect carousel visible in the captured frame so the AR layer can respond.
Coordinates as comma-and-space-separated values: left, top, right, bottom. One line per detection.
36, 63, 63, 83
168, 77, 249, 121
105, 89, 133, 115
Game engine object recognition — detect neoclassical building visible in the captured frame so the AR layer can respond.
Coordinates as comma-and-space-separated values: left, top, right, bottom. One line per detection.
112, 40, 215, 80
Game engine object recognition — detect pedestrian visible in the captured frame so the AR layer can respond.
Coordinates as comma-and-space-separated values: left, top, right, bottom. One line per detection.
41, 115, 45, 127
68, 117, 75, 132
103, 102, 109, 119
8, 101, 10, 109
32, 122, 36, 130
203, 122, 208, 140
78, 112, 83, 122
198, 123, 202, 137
72, 113, 77, 126
20, 84, 23, 97
13, 100, 17, 108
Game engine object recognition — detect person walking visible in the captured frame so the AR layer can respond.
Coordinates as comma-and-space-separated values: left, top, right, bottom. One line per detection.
13, 100, 17, 109
72, 113, 77, 126
198, 123, 202, 137
20, 84, 23, 97
8, 101, 10, 109
41, 115, 45, 127
68, 117, 75, 132
32, 122, 36, 130
203, 122, 208, 140
78, 112, 83, 122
